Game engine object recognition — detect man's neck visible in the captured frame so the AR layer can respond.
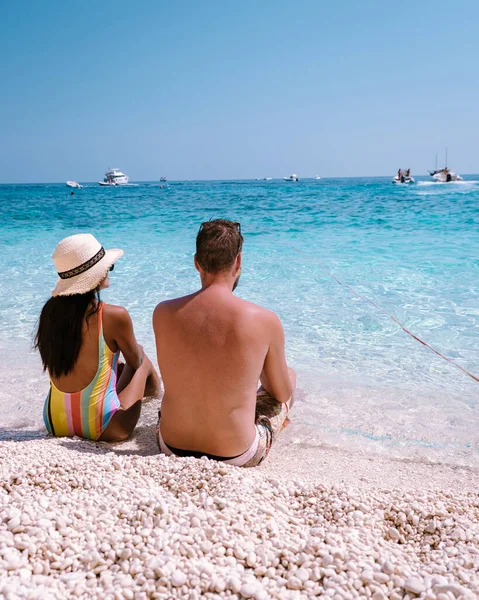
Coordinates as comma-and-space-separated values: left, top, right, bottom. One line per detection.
200, 273, 235, 292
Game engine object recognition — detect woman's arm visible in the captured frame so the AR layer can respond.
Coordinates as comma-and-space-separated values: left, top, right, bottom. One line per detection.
103, 305, 144, 370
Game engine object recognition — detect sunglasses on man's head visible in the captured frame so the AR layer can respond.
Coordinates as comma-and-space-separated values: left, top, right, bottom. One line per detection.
109, 264, 114, 272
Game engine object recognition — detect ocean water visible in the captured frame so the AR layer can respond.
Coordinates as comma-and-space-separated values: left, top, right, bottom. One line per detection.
1, 177, 478, 468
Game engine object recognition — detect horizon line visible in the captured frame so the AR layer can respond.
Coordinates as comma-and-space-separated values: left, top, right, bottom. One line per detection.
1, 174, 478, 185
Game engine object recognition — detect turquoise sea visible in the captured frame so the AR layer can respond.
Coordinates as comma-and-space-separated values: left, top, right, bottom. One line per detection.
1, 177, 478, 468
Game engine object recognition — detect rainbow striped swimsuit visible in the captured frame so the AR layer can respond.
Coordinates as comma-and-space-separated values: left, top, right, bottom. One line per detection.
43, 303, 121, 440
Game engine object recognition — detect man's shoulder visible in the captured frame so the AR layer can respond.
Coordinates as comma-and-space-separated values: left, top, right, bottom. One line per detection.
153, 293, 197, 320
234, 297, 282, 327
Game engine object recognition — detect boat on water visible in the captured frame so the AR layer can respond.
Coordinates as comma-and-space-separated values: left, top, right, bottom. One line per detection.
392, 176, 414, 184
160, 176, 167, 182
66, 181, 83, 189
432, 169, 462, 183
98, 168, 129, 186
263, 177, 272, 181
428, 148, 462, 182
315, 176, 321, 180
284, 174, 299, 182
392, 169, 414, 184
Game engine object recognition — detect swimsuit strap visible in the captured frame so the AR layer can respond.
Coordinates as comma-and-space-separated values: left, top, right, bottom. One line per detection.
97, 301, 105, 355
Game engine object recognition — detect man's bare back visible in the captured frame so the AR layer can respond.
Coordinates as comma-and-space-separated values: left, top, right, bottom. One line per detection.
153, 220, 296, 462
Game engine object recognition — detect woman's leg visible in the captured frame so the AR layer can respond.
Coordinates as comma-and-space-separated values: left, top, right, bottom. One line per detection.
99, 356, 161, 442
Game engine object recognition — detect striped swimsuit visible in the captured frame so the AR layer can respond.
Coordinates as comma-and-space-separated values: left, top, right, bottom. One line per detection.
43, 303, 121, 440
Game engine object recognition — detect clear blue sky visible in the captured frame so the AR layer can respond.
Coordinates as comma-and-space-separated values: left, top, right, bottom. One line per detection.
1, 0, 478, 182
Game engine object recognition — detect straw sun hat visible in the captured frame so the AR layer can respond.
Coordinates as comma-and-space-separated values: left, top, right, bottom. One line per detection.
51, 233, 123, 297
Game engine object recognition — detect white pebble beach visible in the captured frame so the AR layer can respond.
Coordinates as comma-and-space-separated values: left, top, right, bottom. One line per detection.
1, 403, 478, 600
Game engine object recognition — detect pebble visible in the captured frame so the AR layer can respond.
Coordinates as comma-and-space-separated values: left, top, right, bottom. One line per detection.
0, 438, 477, 600
240, 583, 257, 598
434, 583, 467, 597
404, 576, 425, 595
296, 568, 310, 582
286, 576, 302, 590
171, 571, 187, 586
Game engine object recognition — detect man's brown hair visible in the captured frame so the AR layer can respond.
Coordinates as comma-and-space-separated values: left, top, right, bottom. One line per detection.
196, 219, 243, 273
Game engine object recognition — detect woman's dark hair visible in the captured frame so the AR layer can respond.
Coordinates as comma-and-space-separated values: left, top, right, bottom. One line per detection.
35, 290, 100, 378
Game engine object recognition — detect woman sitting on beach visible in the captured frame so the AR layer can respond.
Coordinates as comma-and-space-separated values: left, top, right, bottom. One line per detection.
35, 233, 160, 442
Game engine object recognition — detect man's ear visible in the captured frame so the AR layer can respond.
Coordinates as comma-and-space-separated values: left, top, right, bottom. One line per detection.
194, 254, 202, 273
236, 252, 242, 271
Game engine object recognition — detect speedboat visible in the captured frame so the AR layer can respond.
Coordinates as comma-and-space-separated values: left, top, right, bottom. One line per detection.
315, 176, 321, 180
98, 168, 129, 186
263, 177, 272, 181
432, 169, 462, 182
284, 174, 299, 182
66, 181, 83, 189
392, 173, 414, 184
160, 176, 167, 182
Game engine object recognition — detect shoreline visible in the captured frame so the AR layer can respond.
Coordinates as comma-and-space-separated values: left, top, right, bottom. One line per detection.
1, 413, 478, 599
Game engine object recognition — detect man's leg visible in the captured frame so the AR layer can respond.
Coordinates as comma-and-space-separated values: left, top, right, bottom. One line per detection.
256, 367, 296, 437
240, 375, 296, 468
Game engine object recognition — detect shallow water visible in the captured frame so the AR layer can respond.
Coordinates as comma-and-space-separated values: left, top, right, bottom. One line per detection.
1, 177, 478, 468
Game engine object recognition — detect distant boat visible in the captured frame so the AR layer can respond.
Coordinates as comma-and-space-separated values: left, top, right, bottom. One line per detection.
428, 148, 462, 182
392, 170, 414, 184
432, 169, 462, 183
66, 181, 82, 189
263, 177, 272, 181
392, 175, 414, 184
160, 176, 167, 182
284, 174, 299, 182
99, 168, 129, 186
315, 176, 321, 180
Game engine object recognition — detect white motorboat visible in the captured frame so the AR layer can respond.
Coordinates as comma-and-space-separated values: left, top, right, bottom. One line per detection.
432, 169, 462, 183
428, 148, 462, 182
99, 168, 129, 186
315, 176, 321, 180
66, 181, 83, 189
392, 175, 414, 184
284, 174, 299, 181
263, 177, 272, 181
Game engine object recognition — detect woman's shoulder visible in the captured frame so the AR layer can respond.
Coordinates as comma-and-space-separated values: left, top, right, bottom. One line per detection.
102, 302, 132, 324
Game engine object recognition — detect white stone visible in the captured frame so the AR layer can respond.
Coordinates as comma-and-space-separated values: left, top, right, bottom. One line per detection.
171, 570, 187, 587
240, 583, 257, 598
296, 567, 310, 582
286, 576, 302, 590
434, 583, 467, 597
404, 576, 425, 595
228, 577, 242, 594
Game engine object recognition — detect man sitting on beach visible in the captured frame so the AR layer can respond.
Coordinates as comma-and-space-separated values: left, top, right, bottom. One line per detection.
153, 219, 296, 467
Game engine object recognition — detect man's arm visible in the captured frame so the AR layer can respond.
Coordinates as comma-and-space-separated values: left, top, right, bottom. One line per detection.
260, 313, 296, 403
152, 302, 168, 375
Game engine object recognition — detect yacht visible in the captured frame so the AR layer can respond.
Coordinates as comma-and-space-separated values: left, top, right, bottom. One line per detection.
284, 174, 299, 182
432, 169, 462, 183
315, 176, 321, 180
428, 148, 462, 182
99, 168, 129, 186
263, 177, 272, 181
160, 176, 167, 182
66, 181, 83, 189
